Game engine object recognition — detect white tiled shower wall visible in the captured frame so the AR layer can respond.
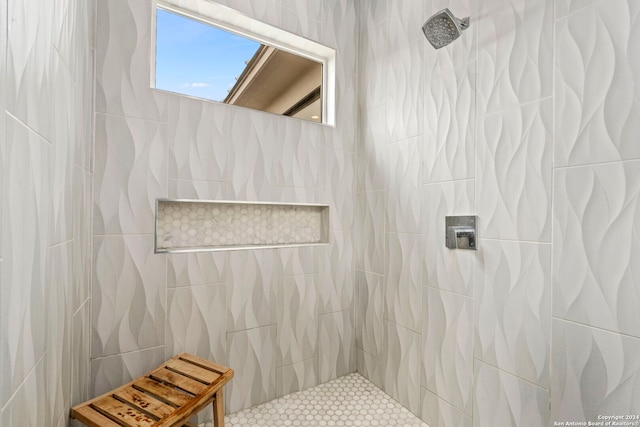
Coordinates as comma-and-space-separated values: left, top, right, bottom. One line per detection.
356, 0, 640, 426
2, 0, 640, 426
0, 0, 95, 424
90, 0, 357, 423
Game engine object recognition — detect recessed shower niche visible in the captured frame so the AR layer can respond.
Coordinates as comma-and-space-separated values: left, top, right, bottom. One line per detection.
155, 199, 330, 253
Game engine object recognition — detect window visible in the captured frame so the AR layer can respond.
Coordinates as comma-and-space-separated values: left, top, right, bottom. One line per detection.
152, 0, 335, 124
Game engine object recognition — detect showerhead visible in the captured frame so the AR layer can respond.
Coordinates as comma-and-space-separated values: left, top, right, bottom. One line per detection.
422, 8, 469, 49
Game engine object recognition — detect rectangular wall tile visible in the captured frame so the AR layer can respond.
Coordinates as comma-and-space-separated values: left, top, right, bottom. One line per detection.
555, 0, 640, 166
320, 231, 354, 314
92, 236, 166, 357
357, 349, 383, 390
318, 310, 355, 384
474, 361, 549, 427
166, 284, 227, 364
421, 387, 472, 427
476, 240, 551, 387
324, 148, 356, 232
385, 233, 421, 333
71, 301, 90, 407
276, 358, 318, 398
45, 243, 72, 423
356, 190, 384, 275
477, 0, 553, 114
357, 106, 386, 192
423, 64, 476, 184
2, 116, 49, 406
552, 319, 640, 423
90, 347, 166, 398
227, 325, 277, 414
167, 251, 227, 288
423, 180, 475, 295
95, 0, 166, 120
72, 164, 91, 312
167, 95, 232, 182
356, 271, 384, 358
554, 161, 640, 337
477, 100, 553, 242
383, 320, 421, 416
1, 358, 46, 426
277, 274, 318, 366
6, 0, 55, 140
385, 138, 422, 233
422, 287, 473, 415
227, 250, 277, 332
93, 113, 167, 235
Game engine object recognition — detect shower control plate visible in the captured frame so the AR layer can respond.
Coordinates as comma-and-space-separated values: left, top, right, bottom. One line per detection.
445, 215, 477, 250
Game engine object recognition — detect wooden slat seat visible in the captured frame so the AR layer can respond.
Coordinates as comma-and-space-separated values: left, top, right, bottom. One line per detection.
71, 353, 233, 427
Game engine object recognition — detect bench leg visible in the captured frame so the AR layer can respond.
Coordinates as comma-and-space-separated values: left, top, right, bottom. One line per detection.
213, 390, 225, 427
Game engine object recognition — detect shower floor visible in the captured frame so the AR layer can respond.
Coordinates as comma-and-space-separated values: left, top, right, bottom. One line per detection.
224, 373, 429, 426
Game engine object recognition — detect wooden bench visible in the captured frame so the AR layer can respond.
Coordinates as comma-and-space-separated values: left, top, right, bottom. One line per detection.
70, 353, 233, 427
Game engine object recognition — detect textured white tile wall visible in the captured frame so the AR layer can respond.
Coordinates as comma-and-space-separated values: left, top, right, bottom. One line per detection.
357, 0, 640, 425
91, 0, 358, 419
1, 0, 96, 424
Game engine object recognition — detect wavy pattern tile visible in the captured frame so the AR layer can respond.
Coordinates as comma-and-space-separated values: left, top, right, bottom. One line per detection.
6, 0, 54, 141
422, 287, 473, 414
321, 0, 357, 79
357, 0, 388, 112
385, 0, 424, 142
555, 0, 598, 19
214, 0, 281, 28
555, 0, 640, 166
423, 180, 475, 295
385, 138, 423, 233
320, 231, 354, 314
166, 96, 231, 182
95, 0, 166, 120
91, 347, 166, 398
45, 243, 72, 423
356, 271, 384, 358
276, 358, 318, 398
281, 7, 322, 41
166, 284, 227, 364
423, 65, 476, 184
1, 358, 46, 426
72, 164, 91, 312
476, 240, 551, 387
385, 233, 422, 333
50, 53, 75, 246
2, 116, 49, 406
477, 0, 553, 114
227, 250, 277, 332
277, 120, 324, 189
357, 105, 386, 192
228, 113, 279, 201
71, 301, 90, 407
318, 310, 355, 384
94, 113, 167, 235
477, 100, 552, 242
554, 161, 640, 337
324, 148, 356, 232
277, 274, 319, 366
421, 387, 472, 427
167, 179, 229, 201
356, 348, 383, 390
276, 246, 320, 277
227, 325, 277, 414
167, 251, 227, 288
384, 321, 421, 416
92, 236, 166, 357
552, 319, 640, 423
356, 191, 384, 275
474, 361, 549, 427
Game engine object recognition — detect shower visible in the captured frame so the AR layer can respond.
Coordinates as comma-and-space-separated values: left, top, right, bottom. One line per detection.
422, 8, 470, 49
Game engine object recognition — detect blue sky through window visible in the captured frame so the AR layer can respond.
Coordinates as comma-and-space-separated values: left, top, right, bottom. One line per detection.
155, 8, 261, 102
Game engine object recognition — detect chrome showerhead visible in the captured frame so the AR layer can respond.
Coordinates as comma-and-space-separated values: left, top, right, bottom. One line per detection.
422, 8, 469, 49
